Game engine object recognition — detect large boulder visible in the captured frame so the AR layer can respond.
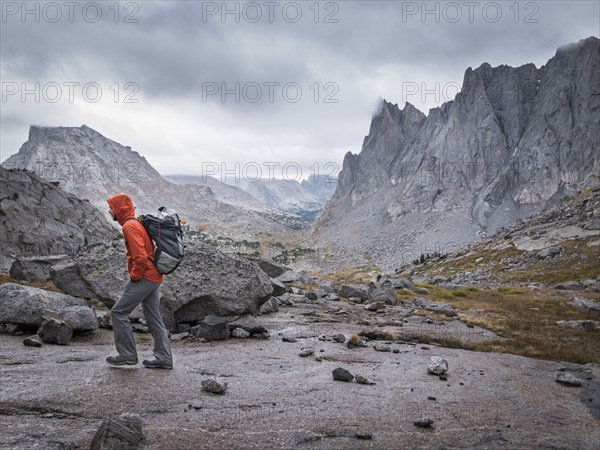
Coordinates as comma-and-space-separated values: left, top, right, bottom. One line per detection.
339, 284, 370, 300
254, 260, 290, 278
51, 242, 273, 331
10, 255, 69, 281
0, 283, 97, 331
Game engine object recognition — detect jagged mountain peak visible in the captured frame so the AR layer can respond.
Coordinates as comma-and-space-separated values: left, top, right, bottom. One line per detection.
314, 37, 600, 271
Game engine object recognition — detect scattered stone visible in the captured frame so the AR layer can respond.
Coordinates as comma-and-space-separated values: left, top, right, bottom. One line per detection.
259, 297, 279, 314
355, 374, 376, 385
431, 275, 448, 285
414, 297, 457, 317
364, 301, 385, 311
190, 315, 230, 341
555, 372, 583, 387
324, 293, 340, 301
392, 348, 400, 353
231, 328, 250, 338
23, 334, 42, 347
201, 378, 228, 394
170, 332, 189, 341
270, 278, 287, 297
556, 320, 600, 331
369, 286, 398, 305
299, 348, 315, 357
276, 270, 302, 283
274, 293, 291, 306
38, 318, 73, 345
427, 396, 437, 401
555, 281, 583, 291
339, 285, 370, 300
374, 344, 391, 352
413, 417, 434, 428
90, 412, 144, 450
228, 315, 268, 335
282, 336, 297, 343
327, 334, 343, 344
332, 367, 354, 382
315, 355, 322, 362
305, 292, 318, 301
427, 356, 448, 375
537, 247, 562, 259
381, 277, 413, 289
570, 297, 600, 316
355, 429, 372, 440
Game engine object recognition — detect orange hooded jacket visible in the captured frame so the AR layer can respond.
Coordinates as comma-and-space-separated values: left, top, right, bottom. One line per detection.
107, 194, 163, 284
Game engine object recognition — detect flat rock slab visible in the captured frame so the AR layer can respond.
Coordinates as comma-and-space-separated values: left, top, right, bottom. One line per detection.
0, 325, 599, 449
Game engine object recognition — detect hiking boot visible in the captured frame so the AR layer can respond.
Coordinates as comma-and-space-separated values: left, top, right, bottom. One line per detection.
143, 359, 173, 369
106, 355, 138, 366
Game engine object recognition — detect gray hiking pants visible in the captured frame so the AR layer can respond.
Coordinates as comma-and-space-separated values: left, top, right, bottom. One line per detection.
111, 279, 172, 363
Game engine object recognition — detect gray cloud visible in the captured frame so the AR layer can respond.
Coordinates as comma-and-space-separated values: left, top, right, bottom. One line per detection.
1, 1, 598, 176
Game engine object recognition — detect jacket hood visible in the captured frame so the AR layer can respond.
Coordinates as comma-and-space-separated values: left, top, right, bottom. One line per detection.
107, 194, 136, 225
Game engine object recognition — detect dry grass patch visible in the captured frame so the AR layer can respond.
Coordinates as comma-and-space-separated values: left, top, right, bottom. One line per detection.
0, 273, 61, 292
427, 286, 600, 364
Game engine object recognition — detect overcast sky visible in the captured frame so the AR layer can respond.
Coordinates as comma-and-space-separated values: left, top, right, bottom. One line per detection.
1, 0, 598, 181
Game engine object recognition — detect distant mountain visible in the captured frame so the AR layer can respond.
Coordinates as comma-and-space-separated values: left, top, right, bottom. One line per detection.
165, 174, 264, 210
313, 37, 600, 270
2, 125, 289, 236
167, 173, 337, 215
0, 166, 115, 269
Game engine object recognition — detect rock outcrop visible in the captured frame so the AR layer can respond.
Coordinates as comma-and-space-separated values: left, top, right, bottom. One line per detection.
50, 242, 273, 331
0, 167, 115, 270
314, 37, 600, 270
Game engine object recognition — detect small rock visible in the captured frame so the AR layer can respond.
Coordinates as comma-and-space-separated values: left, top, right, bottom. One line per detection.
38, 318, 72, 345
427, 356, 448, 375
392, 348, 400, 353
90, 412, 144, 450
355, 428, 372, 440
305, 292, 318, 301
332, 367, 354, 382
324, 293, 340, 301
355, 374, 376, 385
169, 332, 189, 341
201, 378, 228, 394
299, 348, 315, 357
231, 328, 250, 339
23, 334, 42, 347
364, 301, 385, 311
282, 336, 297, 343
555, 372, 583, 387
374, 344, 391, 352
315, 355, 322, 362
413, 417, 434, 428
332, 334, 346, 343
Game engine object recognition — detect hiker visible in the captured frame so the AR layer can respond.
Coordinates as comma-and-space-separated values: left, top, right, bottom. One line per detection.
106, 193, 173, 369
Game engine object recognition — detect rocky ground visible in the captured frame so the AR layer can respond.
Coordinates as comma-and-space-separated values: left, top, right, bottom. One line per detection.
1, 291, 599, 449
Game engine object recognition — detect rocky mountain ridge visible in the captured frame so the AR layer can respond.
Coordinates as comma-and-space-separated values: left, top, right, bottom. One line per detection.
0, 166, 115, 270
313, 37, 600, 270
2, 125, 290, 236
